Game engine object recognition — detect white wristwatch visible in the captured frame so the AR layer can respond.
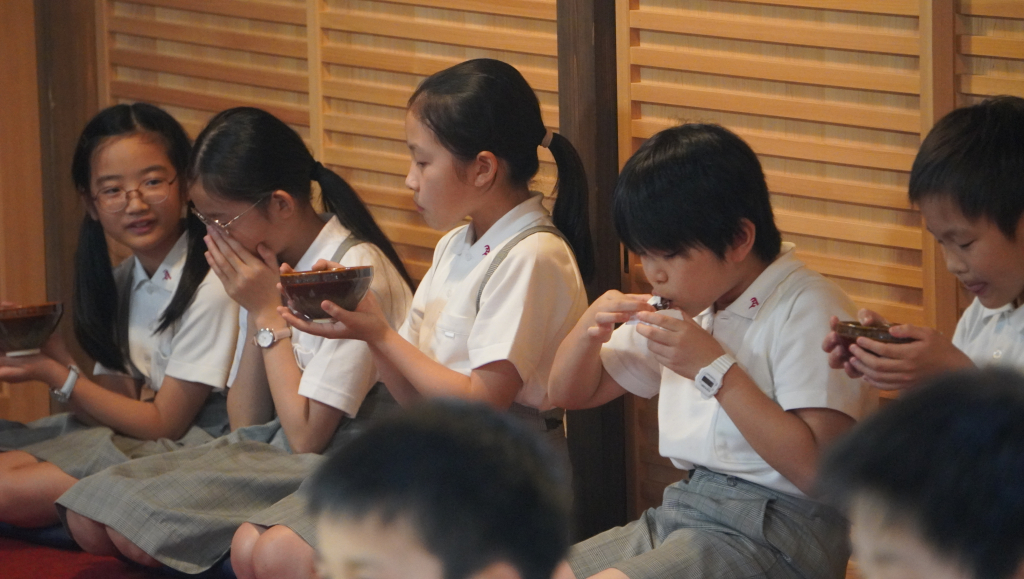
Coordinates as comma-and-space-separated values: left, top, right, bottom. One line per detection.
52, 364, 79, 403
693, 354, 736, 399
253, 327, 292, 348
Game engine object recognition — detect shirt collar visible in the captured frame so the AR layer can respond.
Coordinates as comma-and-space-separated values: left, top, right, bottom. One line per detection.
723, 242, 803, 319
295, 214, 352, 271
979, 301, 1017, 321
132, 232, 189, 292
457, 194, 550, 259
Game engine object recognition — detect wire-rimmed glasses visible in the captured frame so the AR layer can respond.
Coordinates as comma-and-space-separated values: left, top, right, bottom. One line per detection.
92, 174, 178, 213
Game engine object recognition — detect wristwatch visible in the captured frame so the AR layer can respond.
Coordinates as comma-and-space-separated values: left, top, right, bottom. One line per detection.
52, 364, 79, 403
693, 354, 736, 399
253, 327, 291, 348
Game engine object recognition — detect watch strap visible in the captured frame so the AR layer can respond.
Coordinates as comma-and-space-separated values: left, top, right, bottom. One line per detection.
694, 354, 736, 399
52, 364, 79, 403
254, 327, 292, 348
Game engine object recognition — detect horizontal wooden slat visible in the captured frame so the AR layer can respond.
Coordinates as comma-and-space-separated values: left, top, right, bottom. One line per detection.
379, 220, 444, 248
959, 74, 1024, 97
325, 113, 405, 141
320, 44, 558, 93
320, 11, 556, 57
372, 0, 556, 21
776, 209, 922, 249
850, 295, 925, 326
109, 48, 308, 93
630, 82, 920, 132
322, 78, 411, 108
797, 250, 923, 288
766, 171, 911, 210
355, 182, 417, 212
960, 35, 1024, 59
323, 144, 408, 176
631, 10, 919, 56
117, 0, 306, 25
631, 118, 918, 172
109, 79, 309, 125
630, 46, 920, 95
960, 0, 1024, 18
729, 0, 918, 16
107, 14, 307, 59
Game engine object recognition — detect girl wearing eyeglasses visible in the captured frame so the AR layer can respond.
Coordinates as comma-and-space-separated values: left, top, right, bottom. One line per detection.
0, 103, 239, 529
56, 107, 414, 575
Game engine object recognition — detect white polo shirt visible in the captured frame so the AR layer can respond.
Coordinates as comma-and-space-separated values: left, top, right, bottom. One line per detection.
95, 233, 240, 391
953, 298, 1024, 370
399, 194, 587, 410
228, 215, 412, 417
601, 243, 876, 497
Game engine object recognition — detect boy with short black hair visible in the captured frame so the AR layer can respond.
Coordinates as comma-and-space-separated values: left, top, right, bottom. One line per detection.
824, 96, 1024, 389
306, 398, 570, 579
817, 368, 1024, 579
549, 123, 875, 579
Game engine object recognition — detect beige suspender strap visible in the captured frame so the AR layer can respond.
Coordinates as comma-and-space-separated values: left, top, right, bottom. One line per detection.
475, 225, 569, 312
329, 235, 366, 263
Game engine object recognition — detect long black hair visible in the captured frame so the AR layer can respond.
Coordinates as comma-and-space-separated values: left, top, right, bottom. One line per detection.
71, 103, 205, 373
188, 107, 413, 288
409, 58, 595, 281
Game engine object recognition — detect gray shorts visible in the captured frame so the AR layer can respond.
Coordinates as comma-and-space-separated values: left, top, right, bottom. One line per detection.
567, 468, 850, 579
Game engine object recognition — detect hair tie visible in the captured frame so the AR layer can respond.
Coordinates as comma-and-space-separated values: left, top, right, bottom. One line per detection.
541, 129, 554, 149
310, 160, 325, 180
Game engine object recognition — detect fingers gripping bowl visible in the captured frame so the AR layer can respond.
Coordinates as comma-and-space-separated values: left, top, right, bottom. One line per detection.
0, 303, 64, 356
280, 266, 374, 321
835, 321, 913, 345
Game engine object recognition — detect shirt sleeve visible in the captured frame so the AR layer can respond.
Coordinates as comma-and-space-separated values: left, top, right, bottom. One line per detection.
161, 270, 240, 389
467, 233, 586, 384
770, 278, 874, 420
600, 323, 663, 399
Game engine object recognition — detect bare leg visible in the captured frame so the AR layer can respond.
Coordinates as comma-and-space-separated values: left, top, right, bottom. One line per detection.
0, 450, 78, 527
552, 561, 579, 579
66, 510, 120, 556
587, 570, 630, 579
107, 526, 162, 567
251, 525, 316, 579
231, 522, 266, 579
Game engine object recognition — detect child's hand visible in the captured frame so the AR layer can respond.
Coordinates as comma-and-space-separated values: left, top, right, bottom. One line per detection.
846, 324, 974, 390
278, 290, 390, 344
0, 351, 63, 385
205, 227, 282, 322
582, 291, 655, 343
636, 310, 724, 380
821, 308, 888, 379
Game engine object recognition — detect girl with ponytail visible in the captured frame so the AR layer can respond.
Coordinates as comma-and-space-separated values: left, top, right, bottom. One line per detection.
0, 103, 239, 529
57, 107, 413, 578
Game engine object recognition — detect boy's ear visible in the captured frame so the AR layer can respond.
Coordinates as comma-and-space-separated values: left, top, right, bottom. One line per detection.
469, 561, 522, 579
471, 151, 499, 189
725, 218, 757, 264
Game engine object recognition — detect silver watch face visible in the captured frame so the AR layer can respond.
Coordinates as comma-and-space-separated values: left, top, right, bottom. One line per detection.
256, 329, 276, 348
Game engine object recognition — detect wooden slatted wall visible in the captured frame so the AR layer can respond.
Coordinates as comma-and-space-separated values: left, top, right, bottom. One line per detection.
310, 0, 560, 281
617, 0, 952, 515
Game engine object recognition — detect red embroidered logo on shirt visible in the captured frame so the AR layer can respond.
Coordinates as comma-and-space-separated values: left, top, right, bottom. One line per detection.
483, 245, 491, 256
749, 297, 759, 309
163, 270, 172, 281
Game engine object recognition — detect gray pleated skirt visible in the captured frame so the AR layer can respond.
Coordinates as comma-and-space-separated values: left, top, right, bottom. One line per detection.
0, 392, 229, 480
55, 384, 397, 574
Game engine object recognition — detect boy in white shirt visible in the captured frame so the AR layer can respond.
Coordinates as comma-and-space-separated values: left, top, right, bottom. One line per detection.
823, 96, 1024, 389
549, 123, 876, 579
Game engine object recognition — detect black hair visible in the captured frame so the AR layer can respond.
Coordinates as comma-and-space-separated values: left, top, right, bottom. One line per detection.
189, 107, 413, 288
71, 103, 204, 373
613, 123, 781, 263
909, 95, 1024, 239
307, 399, 571, 579
817, 368, 1024, 579
409, 58, 594, 281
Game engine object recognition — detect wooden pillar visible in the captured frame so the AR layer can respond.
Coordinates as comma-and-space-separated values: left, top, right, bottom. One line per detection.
0, 0, 51, 421
920, 0, 960, 336
558, 0, 627, 539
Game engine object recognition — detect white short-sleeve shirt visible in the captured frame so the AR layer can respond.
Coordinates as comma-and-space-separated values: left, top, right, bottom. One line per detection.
601, 243, 877, 497
227, 215, 412, 417
94, 232, 240, 391
953, 298, 1024, 371
399, 194, 588, 410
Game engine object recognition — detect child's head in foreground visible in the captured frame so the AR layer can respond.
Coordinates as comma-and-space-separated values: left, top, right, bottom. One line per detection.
818, 368, 1024, 579
909, 95, 1024, 309
613, 123, 782, 314
307, 399, 570, 579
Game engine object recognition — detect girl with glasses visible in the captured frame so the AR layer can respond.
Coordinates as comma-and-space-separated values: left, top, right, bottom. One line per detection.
56, 107, 414, 577
0, 103, 239, 530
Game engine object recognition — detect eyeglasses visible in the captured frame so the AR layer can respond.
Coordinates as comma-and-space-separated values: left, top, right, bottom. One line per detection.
190, 195, 268, 233
92, 174, 178, 213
